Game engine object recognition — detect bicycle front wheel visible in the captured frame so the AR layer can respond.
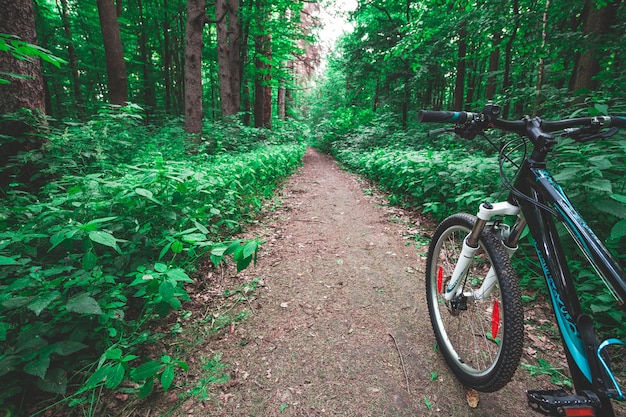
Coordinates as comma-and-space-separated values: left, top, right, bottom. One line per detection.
426, 213, 524, 392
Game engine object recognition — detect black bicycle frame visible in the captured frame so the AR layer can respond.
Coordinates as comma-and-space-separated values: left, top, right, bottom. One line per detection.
506, 154, 626, 410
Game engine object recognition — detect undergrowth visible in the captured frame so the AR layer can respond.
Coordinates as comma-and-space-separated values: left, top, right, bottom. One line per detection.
0, 107, 306, 414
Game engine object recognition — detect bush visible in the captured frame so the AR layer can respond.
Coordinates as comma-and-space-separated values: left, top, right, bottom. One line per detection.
0, 110, 306, 407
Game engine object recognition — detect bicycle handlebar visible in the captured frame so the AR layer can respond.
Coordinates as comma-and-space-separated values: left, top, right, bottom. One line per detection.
418, 109, 626, 133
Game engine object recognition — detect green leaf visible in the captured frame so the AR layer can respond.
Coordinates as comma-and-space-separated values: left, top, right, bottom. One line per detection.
36, 368, 67, 395
585, 179, 612, 194
66, 293, 103, 315
0, 322, 9, 341
166, 268, 193, 283
161, 366, 175, 391
224, 240, 243, 256
105, 348, 123, 360
590, 304, 611, 313
611, 194, 626, 204
138, 378, 154, 399
85, 216, 118, 226
193, 220, 209, 234
154, 262, 168, 273
130, 361, 162, 382
211, 244, 227, 257
27, 291, 61, 316
105, 362, 125, 389
85, 364, 113, 387
135, 188, 163, 205
51, 341, 87, 356
159, 281, 175, 303
82, 250, 98, 271
158, 241, 172, 260
243, 241, 258, 259
237, 255, 253, 272
88, 231, 121, 253
24, 355, 50, 379
594, 103, 609, 116
171, 240, 184, 253
49, 231, 68, 251
0, 255, 20, 265
610, 219, 626, 240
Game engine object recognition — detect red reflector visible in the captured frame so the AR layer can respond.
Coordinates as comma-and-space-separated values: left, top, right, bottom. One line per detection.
491, 299, 500, 338
564, 407, 595, 417
437, 266, 443, 294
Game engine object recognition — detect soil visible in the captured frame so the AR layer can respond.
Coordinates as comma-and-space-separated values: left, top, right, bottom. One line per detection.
130, 148, 623, 417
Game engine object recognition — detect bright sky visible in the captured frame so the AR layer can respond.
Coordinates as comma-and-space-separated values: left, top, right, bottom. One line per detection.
316, 0, 358, 51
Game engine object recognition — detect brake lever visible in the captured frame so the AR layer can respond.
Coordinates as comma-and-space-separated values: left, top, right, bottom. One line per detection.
564, 126, 619, 142
427, 127, 456, 137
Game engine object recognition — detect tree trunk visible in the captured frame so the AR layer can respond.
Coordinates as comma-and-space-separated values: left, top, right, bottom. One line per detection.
570, 0, 618, 93
453, 19, 467, 111
137, 0, 156, 117
163, 0, 172, 113
56, 0, 84, 118
254, 33, 272, 129
533, 0, 550, 116
184, 0, 206, 134
96, 0, 128, 106
0, 0, 46, 186
277, 82, 286, 120
0, 0, 46, 136
485, 32, 501, 100
216, 0, 242, 118
502, 0, 519, 118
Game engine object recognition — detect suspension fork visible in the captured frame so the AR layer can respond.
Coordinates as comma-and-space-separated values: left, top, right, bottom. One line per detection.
444, 201, 523, 301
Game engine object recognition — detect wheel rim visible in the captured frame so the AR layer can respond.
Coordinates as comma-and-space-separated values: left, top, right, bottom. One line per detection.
429, 224, 505, 377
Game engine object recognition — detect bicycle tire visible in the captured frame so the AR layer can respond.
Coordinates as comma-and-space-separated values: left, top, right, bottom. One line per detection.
426, 213, 524, 392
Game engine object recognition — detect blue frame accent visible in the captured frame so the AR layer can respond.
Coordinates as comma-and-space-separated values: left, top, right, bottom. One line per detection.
531, 239, 592, 382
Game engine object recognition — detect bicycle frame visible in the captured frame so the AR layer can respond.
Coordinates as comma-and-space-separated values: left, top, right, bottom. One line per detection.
468, 154, 626, 408
419, 105, 626, 415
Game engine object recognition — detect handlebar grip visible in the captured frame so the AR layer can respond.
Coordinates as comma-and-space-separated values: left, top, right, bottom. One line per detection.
610, 116, 626, 128
418, 110, 475, 124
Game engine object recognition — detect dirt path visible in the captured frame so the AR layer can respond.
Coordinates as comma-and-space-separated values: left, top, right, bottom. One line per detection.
163, 148, 557, 416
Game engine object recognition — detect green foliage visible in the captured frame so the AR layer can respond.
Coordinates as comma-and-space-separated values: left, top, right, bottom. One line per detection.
0, 111, 305, 410
521, 358, 573, 389
0, 33, 66, 84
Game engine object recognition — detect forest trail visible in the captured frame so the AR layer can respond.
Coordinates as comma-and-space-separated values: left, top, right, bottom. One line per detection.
151, 148, 558, 416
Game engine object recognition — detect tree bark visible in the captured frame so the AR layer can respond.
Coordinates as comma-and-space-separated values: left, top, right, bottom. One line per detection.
254, 33, 272, 129
485, 32, 501, 100
184, 0, 207, 134
56, 0, 84, 117
570, 0, 618, 93
453, 19, 467, 111
96, 0, 128, 106
137, 0, 156, 116
502, 0, 519, 118
216, 0, 242, 118
0, 0, 47, 186
533, 0, 550, 116
0, 0, 46, 137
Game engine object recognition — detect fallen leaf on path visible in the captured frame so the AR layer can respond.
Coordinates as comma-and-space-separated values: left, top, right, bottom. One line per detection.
466, 388, 479, 408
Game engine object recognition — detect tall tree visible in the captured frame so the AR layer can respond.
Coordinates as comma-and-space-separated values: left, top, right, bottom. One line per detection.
97, 0, 128, 105
184, 0, 207, 133
56, 0, 84, 117
216, 0, 242, 117
453, 18, 467, 111
254, 31, 272, 128
570, 0, 619, 93
0, 0, 47, 185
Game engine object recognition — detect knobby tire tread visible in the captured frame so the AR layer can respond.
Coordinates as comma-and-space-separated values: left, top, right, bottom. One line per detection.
426, 213, 524, 392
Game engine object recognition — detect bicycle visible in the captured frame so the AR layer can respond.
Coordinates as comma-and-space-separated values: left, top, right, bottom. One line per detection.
418, 104, 626, 416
